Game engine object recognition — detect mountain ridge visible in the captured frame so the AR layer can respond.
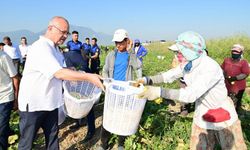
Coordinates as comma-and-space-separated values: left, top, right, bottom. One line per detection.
0, 25, 113, 45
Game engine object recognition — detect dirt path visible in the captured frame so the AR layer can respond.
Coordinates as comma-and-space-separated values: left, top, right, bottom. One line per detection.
59, 102, 105, 150
33, 101, 184, 150
34, 103, 106, 150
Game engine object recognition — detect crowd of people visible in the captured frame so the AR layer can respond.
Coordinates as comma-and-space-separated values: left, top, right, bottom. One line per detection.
0, 16, 249, 150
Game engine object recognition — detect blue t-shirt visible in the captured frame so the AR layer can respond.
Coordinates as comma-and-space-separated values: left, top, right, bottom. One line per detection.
83, 43, 91, 54
90, 44, 100, 56
67, 40, 82, 51
113, 51, 129, 81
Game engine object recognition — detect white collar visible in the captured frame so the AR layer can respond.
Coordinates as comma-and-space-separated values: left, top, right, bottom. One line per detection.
39, 36, 55, 48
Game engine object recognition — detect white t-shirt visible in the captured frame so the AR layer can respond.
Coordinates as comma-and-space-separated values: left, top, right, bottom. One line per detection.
3, 44, 23, 62
162, 54, 238, 130
19, 44, 30, 58
0, 51, 17, 104
18, 36, 64, 112
135, 46, 139, 54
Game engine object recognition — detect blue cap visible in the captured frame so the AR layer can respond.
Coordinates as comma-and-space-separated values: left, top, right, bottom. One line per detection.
134, 39, 140, 44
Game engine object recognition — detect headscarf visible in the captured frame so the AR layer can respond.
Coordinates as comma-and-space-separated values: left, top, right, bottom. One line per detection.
231, 44, 244, 52
231, 44, 244, 59
175, 31, 206, 61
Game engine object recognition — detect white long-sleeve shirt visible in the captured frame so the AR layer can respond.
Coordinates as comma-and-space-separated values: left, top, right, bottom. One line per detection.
161, 54, 238, 130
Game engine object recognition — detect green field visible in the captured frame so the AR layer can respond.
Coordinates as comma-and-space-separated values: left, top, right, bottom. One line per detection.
107, 35, 250, 150
8, 35, 250, 150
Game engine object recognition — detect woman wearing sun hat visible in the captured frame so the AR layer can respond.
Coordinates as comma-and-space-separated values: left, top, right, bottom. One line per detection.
138, 31, 247, 149
221, 44, 250, 112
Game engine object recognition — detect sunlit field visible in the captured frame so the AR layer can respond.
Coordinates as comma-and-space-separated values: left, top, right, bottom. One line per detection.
8, 35, 250, 150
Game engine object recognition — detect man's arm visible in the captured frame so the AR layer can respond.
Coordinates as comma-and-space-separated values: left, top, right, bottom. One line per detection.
12, 75, 20, 110
91, 51, 99, 59
102, 53, 111, 78
140, 46, 148, 57
54, 68, 104, 90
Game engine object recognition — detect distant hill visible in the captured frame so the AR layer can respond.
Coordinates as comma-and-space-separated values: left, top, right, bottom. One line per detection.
0, 25, 113, 46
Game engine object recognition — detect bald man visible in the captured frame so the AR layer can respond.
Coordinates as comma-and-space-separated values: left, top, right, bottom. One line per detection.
18, 16, 104, 150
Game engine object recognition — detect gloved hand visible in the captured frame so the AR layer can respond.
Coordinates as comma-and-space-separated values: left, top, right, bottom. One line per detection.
136, 77, 148, 85
164, 99, 176, 106
138, 86, 161, 101
226, 76, 237, 83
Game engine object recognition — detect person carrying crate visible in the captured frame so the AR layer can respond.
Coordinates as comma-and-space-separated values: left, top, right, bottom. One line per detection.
137, 31, 246, 149
97, 29, 141, 150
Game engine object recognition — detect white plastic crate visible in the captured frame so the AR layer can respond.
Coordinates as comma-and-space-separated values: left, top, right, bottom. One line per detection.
63, 80, 102, 119
103, 79, 146, 136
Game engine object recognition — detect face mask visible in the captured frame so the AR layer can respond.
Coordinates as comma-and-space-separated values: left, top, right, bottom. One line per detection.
176, 52, 187, 63
174, 52, 190, 70
231, 53, 241, 59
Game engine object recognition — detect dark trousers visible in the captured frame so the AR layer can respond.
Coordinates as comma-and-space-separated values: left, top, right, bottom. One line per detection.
235, 90, 245, 111
90, 59, 100, 74
0, 101, 13, 150
20, 58, 26, 74
100, 126, 126, 149
18, 109, 59, 150
86, 108, 95, 133
77, 108, 95, 133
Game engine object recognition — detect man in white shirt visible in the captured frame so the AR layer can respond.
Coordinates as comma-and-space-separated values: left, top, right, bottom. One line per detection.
3, 36, 23, 75
18, 16, 104, 150
0, 48, 19, 149
19, 37, 30, 70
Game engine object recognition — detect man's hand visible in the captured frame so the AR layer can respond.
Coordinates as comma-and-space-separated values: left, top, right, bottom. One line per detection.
138, 86, 161, 100
171, 55, 180, 68
85, 73, 105, 91
13, 99, 18, 111
69, 67, 76, 71
89, 59, 91, 65
127, 39, 133, 51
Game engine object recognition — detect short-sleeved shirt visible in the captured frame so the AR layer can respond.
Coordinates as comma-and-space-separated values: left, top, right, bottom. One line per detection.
83, 43, 91, 54
113, 51, 129, 81
221, 58, 250, 93
90, 45, 100, 56
4, 44, 23, 62
0, 51, 17, 104
67, 40, 82, 51
18, 36, 64, 112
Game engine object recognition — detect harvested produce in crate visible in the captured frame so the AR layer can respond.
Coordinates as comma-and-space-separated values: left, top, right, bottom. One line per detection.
69, 92, 89, 99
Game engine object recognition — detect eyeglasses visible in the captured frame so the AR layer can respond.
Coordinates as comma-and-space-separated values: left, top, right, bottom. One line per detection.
51, 25, 70, 36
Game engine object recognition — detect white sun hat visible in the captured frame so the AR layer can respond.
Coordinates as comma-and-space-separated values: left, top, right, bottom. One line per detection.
168, 44, 179, 51
231, 44, 244, 52
112, 29, 129, 42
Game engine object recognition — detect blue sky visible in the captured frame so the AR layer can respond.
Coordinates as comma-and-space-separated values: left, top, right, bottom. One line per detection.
1, 0, 249, 41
